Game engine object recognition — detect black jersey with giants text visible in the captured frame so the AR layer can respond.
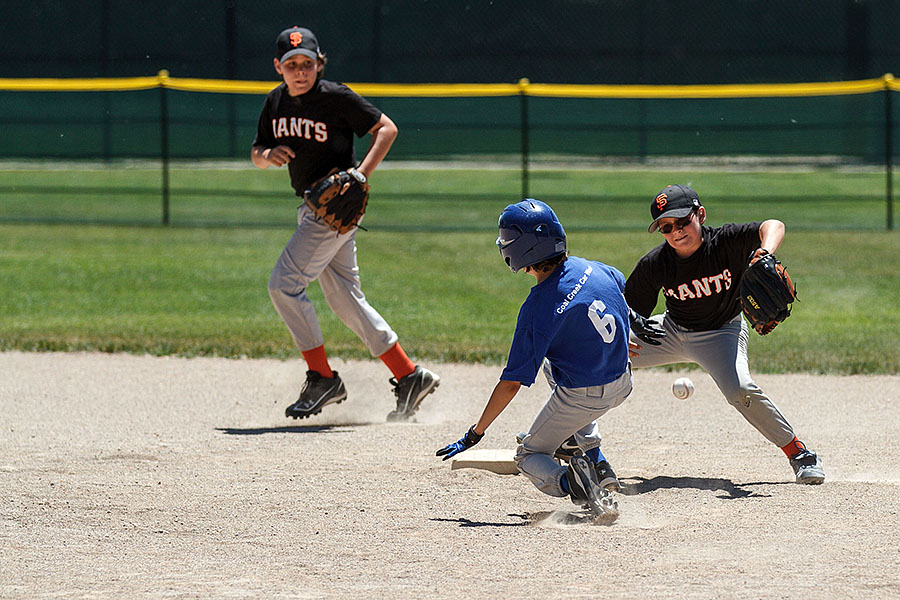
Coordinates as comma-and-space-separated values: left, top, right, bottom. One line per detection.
624, 223, 762, 331
252, 80, 382, 195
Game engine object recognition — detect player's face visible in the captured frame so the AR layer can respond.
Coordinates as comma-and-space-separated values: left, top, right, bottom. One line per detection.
274, 56, 321, 96
659, 208, 704, 257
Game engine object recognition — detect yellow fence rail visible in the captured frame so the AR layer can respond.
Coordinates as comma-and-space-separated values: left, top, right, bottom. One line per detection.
0, 71, 896, 97
0, 72, 895, 228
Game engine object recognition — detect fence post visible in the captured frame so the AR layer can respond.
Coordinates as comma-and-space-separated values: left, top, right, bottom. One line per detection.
885, 73, 894, 231
158, 70, 171, 226
519, 78, 530, 199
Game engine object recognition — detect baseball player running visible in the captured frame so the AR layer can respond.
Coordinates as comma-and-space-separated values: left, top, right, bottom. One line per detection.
436, 199, 660, 523
251, 26, 439, 421
624, 184, 824, 484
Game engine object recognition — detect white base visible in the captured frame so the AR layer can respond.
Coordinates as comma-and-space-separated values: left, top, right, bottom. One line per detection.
450, 449, 519, 475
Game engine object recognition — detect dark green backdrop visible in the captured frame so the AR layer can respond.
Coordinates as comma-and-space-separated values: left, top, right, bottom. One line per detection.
1, 89, 895, 162
3, 0, 898, 83
1, 1, 898, 162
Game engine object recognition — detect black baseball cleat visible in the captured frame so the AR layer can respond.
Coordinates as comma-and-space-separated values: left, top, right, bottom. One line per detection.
553, 438, 620, 491
285, 370, 347, 419
386, 366, 440, 422
566, 455, 619, 525
553, 435, 583, 462
595, 460, 621, 493
789, 449, 825, 485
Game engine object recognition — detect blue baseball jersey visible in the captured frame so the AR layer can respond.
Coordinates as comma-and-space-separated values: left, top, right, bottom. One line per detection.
501, 255, 631, 388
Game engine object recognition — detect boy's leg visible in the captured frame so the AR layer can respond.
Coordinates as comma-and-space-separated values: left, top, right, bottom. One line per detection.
270, 207, 354, 419
516, 368, 632, 497
316, 231, 398, 358
541, 359, 627, 490
686, 316, 823, 483
541, 359, 607, 452
317, 231, 442, 420
628, 314, 689, 369
684, 315, 795, 447
268, 205, 352, 352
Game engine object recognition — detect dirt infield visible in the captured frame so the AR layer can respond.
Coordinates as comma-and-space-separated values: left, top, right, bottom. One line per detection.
2, 351, 899, 599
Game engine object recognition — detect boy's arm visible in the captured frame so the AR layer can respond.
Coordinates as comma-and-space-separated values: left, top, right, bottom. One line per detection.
758, 219, 785, 255
355, 113, 398, 178
473, 380, 522, 435
251, 144, 295, 169
623, 260, 660, 318
435, 379, 522, 460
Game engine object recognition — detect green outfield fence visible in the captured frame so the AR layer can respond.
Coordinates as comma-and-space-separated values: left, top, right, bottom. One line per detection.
0, 72, 898, 229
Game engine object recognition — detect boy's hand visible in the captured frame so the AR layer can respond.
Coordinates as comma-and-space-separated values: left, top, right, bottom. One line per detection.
740, 252, 797, 335
303, 169, 370, 235
263, 145, 295, 167
436, 426, 484, 461
629, 309, 665, 346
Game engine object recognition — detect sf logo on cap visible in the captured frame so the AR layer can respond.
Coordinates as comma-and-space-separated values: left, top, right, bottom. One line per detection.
290, 32, 303, 47
656, 193, 668, 210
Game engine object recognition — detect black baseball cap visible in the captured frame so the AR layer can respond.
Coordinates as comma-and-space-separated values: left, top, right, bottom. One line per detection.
648, 184, 702, 232
276, 26, 320, 63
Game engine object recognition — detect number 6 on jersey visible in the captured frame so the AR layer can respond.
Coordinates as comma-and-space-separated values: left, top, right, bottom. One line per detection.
588, 299, 617, 343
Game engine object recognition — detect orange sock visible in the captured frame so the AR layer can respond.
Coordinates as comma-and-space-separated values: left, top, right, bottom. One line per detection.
379, 343, 416, 380
302, 345, 333, 378
780, 437, 807, 458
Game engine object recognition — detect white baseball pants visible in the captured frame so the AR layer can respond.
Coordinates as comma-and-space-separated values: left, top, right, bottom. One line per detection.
629, 313, 795, 448
268, 204, 398, 357
515, 363, 633, 497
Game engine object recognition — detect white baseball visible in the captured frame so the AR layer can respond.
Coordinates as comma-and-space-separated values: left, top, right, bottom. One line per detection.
672, 377, 694, 399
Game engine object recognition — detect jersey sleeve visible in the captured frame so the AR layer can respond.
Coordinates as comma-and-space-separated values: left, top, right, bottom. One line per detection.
499, 302, 551, 386
500, 325, 551, 386
611, 265, 626, 294
333, 83, 382, 137
723, 222, 763, 264
624, 256, 661, 317
251, 91, 277, 149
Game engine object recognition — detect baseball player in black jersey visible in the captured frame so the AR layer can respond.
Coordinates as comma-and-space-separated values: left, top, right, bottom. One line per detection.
251, 26, 439, 422
624, 185, 824, 484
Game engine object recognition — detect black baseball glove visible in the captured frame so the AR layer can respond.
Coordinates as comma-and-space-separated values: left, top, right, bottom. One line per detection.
303, 168, 370, 235
740, 249, 797, 335
629, 308, 666, 345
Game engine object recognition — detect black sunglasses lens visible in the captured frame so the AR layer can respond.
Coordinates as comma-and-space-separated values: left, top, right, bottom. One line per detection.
659, 213, 692, 234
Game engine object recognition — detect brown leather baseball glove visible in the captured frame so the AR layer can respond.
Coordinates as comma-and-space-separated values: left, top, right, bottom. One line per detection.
303, 168, 370, 235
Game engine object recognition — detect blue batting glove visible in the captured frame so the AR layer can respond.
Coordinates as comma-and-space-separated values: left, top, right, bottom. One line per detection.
436, 426, 484, 461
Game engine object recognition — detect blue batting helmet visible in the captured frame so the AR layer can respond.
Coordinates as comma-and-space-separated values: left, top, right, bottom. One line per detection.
496, 199, 567, 272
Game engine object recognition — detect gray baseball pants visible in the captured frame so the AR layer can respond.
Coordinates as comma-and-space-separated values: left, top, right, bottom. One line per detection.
630, 313, 795, 447
515, 363, 633, 497
268, 204, 398, 357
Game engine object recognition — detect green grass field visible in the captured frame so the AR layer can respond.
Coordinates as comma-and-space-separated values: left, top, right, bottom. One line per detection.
1, 164, 893, 230
1, 166, 898, 373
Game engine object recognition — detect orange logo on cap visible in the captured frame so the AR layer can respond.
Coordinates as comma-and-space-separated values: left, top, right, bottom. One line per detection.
290, 32, 303, 47
655, 193, 668, 210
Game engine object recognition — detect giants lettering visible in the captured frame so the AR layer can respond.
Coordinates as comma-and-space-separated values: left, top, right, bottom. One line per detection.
271, 117, 328, 142
664, 269, 732, 301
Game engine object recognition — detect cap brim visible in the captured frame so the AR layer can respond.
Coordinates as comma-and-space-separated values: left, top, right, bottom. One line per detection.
279, 48, 317, 62
648, 207, 694, 232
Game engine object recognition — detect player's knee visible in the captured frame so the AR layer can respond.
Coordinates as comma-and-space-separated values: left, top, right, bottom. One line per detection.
724, 383, 763, 410
267, 275, 305, 303
266, 276, 284, 299
514, 445, 542, 472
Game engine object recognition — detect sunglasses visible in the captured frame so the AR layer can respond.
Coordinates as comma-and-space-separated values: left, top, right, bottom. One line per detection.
658, 211, 696, 234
